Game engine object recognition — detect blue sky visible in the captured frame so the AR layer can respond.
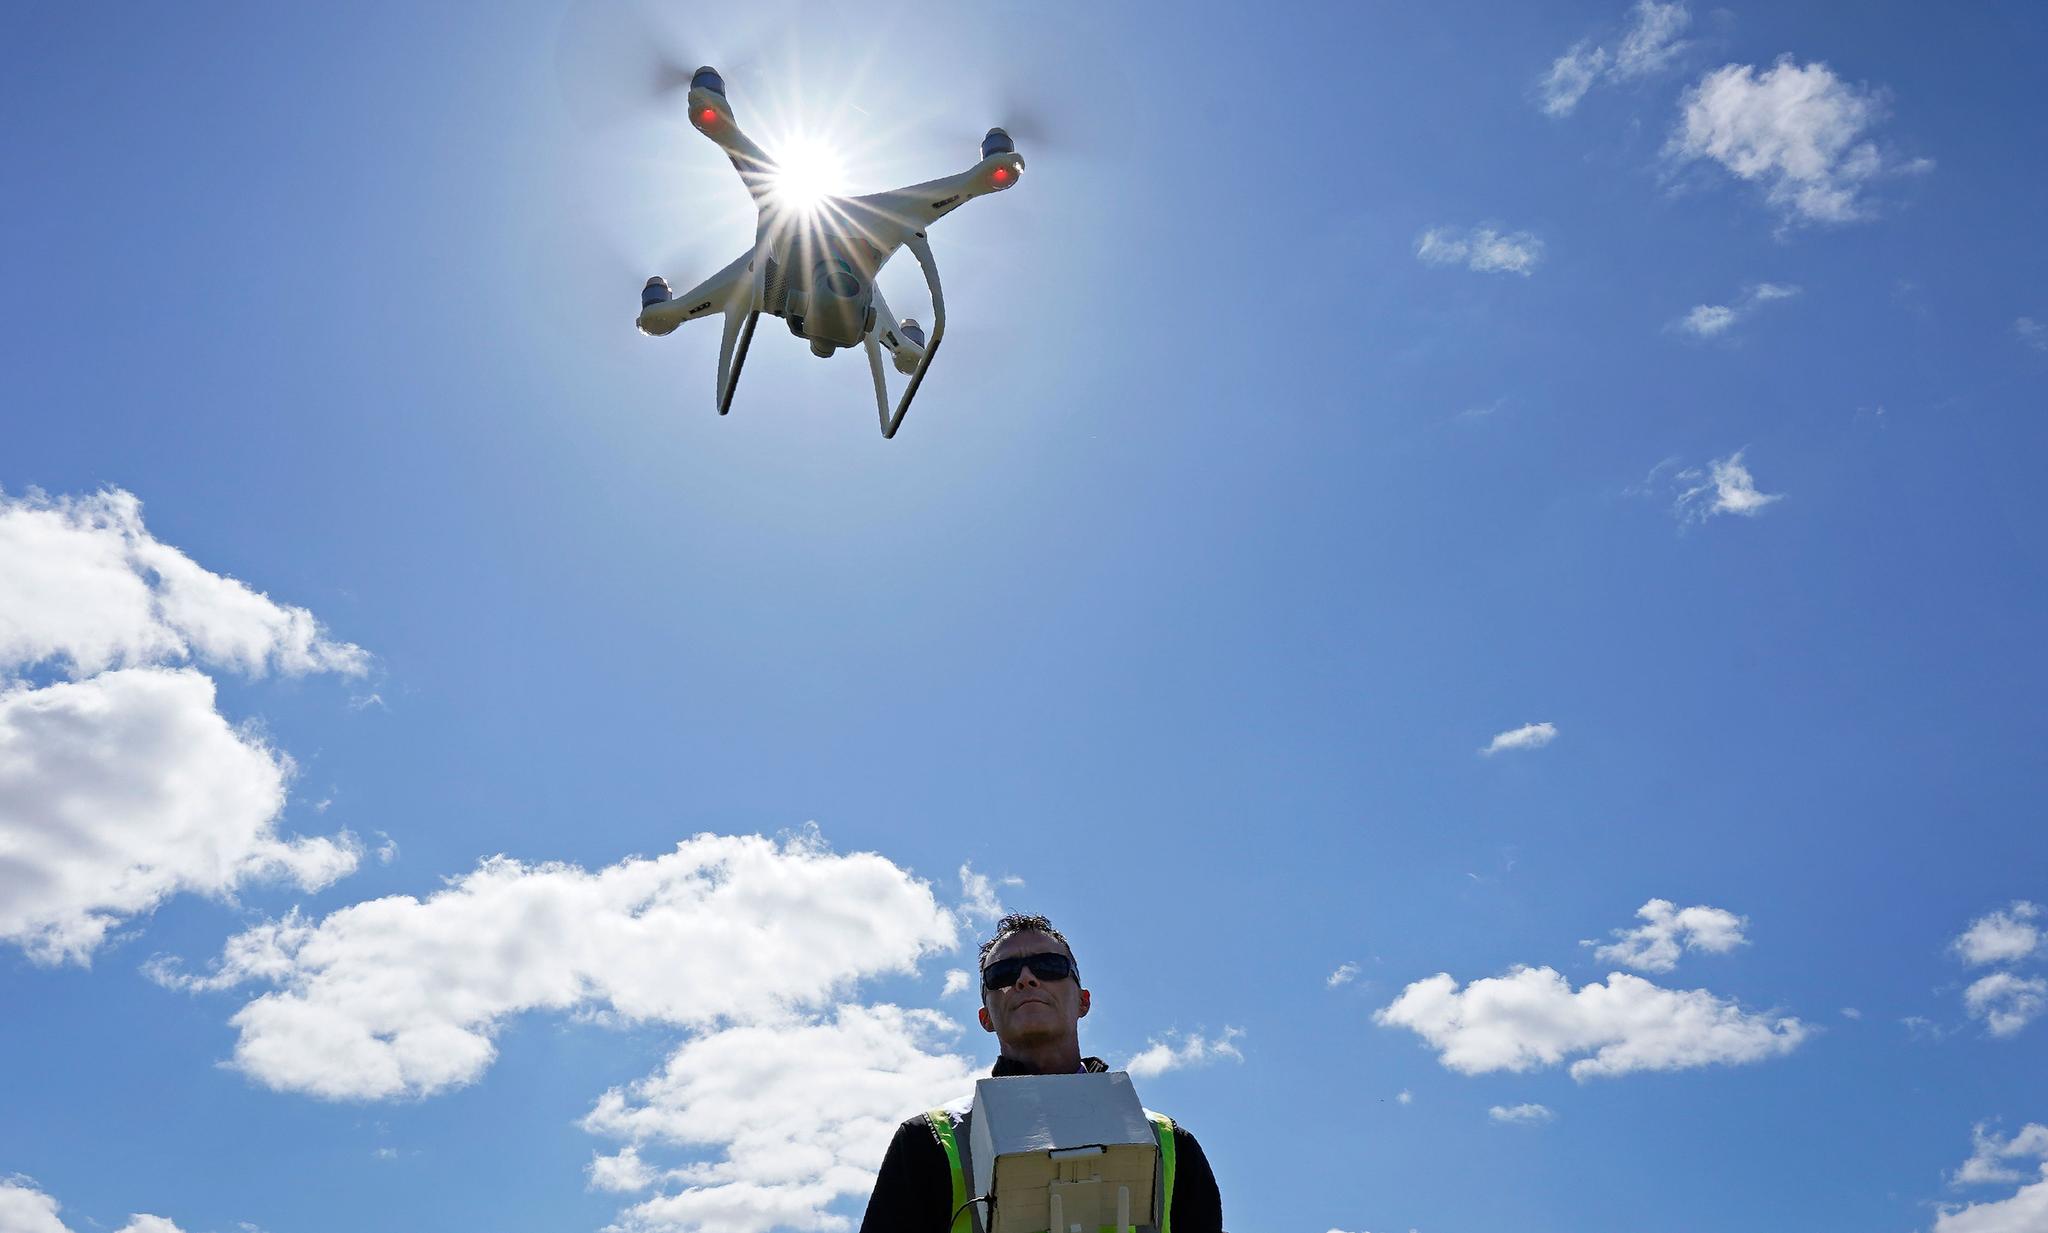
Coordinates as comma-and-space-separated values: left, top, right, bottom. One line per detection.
4, 3, 2047, 1232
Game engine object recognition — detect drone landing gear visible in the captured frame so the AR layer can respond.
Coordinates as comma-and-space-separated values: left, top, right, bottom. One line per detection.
716, 305, 760, 416
861, 232, 947, 440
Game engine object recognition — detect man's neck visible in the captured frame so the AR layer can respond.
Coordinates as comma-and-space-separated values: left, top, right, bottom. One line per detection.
995, 1039, 1083, 1075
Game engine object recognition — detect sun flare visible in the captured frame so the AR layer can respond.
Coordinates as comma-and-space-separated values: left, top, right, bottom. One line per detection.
769, 136, 848, 213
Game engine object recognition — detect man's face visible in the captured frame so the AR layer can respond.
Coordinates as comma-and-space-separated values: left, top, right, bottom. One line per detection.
978, 929, 1090, 1047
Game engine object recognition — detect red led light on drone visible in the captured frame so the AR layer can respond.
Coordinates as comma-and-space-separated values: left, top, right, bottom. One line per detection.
699, 108, 718, 125
991, 167, 1011, 185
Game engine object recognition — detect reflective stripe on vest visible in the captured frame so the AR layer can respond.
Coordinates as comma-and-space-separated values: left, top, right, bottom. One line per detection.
925, 1107, 974, 1233
922, 1108, 1177, 1233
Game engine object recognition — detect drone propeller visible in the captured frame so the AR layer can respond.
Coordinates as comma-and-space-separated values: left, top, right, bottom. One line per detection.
554, 0, 763, 132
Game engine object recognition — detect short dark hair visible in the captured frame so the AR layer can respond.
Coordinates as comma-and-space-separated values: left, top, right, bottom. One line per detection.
978, 913, 1076, 969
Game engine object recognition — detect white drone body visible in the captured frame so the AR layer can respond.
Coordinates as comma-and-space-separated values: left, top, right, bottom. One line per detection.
635, 67, 1026, 438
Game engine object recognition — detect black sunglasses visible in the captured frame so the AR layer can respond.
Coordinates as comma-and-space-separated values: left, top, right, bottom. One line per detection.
981, 951, 1077, 990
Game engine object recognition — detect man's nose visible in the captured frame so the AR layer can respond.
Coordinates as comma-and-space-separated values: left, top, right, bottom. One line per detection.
1012, 966, 1040, 989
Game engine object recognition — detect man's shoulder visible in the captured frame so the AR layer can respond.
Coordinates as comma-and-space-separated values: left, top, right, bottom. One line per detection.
905, 1092, 975, 1128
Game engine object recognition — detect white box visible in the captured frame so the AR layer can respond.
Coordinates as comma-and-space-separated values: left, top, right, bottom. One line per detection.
968, 1073, 1160, 1233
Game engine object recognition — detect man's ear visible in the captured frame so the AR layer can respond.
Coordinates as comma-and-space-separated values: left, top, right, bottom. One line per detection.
1077, 988, 1090, 1019
978, 1006, 994, 1032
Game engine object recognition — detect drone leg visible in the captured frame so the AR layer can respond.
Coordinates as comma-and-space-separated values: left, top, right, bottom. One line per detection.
863, 331, 892, 438
715, 302, 760, 416
878, 233, 946, 441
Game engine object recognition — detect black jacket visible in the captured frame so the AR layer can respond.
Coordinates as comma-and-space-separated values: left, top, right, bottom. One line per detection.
857, 1056, 1223, 1233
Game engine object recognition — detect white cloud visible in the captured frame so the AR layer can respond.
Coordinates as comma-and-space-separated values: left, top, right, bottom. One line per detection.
0, 488, 366, 680
955, 864, 1015, 923
1539, 2, 1691, 116
1938, 1124, 2048, 1233
588, 1145, 660, 1193
374, 833, 401, 866
1328, 962, 1361, 988
583, 1004, 984, 1233
1395, 1089, 1413, 1105
1673, 451, 1783, 522
0, 489, 365, 965
152, 830, 960, 1100
1676, 283, 1802, 338
1682, 305, 1738, 337
1489, 1103, 1555, 1125
1540, 44, 1608, 117
2018, 318, 2048, 352
1590, 899, 1748, 973
1667, 56, 1928, 225
1375, 966, 1808, 1080
940, 969, 973, 998
1954, 903, 2043, 967
0, 668, 360, 965
0, 1179, 70, 1233
1611, 1, 1690, 79
1964, 973, 2047, 1038
0, 1179, 188, 1233
1480, 722, 1557, 756
1955, 1123, 2048, 1187
1124, 1027, 1246, 1078
1416, 226, 1546, 276
1937, 1170, 2048, 1233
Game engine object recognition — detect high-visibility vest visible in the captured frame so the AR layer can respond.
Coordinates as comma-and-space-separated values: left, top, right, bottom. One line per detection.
921, 1104, 1179, 1233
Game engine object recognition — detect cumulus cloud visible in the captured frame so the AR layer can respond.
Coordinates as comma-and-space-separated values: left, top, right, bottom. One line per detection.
1396, 1089, 1413, 1105
1949, 902, 2047, 1037
1955, 903, 2043, 967
1416, 226, 1545, 276
1964, 973, 2047, 1039
1676, 282, 1802, 337
1589, 899, 1748, 973
1328, 962, 1361, 988
1667, 57, 1929, 225
1539, 1, 1691, 116
1670, 451, 1783, 522
583, 1004, 984, 1233
0, 1178, 187, 1233
1936, 1172, 2048, 1233
151, 830, 961, 1100
1955, 1123, 2048, 1187
1480, 722, 1557, 756
1938, 1123, 2048, 1233
0, 668, 359, 964
1489, 1103, 1555, 1125
1375, 966, 1808, 1080
0, 488, 365, 965
940, 969, 974, 998
0, 488, 366, 679
1124, 1028, 1246, 1079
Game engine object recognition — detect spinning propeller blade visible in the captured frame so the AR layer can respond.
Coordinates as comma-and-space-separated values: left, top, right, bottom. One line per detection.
554, 0, 762, 132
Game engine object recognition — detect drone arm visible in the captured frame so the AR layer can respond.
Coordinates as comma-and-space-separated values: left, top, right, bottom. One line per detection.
636, 251, 751, 336
848, 151, 1024, 242
688, 87, 779, 206
873, 232, 946, 439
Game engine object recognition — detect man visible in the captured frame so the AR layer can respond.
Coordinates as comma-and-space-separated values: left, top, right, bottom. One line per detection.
859, 913, 1223, 1233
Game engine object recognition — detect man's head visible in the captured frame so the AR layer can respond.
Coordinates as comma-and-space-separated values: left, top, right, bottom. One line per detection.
977, 912, 1090, 1054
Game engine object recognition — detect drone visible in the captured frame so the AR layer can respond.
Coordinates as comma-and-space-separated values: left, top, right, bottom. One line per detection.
635, 67, 1026, 438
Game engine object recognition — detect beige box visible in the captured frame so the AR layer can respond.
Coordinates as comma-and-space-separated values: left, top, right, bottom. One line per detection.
969, 1073, 1160, 1233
